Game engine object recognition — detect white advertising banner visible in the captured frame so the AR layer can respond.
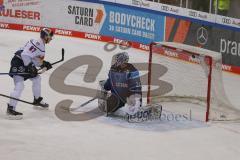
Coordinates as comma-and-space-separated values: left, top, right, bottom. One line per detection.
0, 0, 106, 33
116, 0, 239, 28
41, 0, 106, 34
0, 0, 42, 25
116, 0, 215, 23
183, 9, 216, 23
128, 0, 215, 23
216, 15, 240, 29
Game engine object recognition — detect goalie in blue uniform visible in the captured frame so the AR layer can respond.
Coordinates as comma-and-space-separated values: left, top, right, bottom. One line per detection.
98, 52, 142, 116
98, 52, 162, 122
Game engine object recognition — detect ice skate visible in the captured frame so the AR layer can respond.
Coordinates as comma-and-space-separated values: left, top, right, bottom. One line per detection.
33, 97, 49, 109
6, 104, 23, 120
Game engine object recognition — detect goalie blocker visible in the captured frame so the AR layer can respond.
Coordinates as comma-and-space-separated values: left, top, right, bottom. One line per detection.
97, 52, 162, 122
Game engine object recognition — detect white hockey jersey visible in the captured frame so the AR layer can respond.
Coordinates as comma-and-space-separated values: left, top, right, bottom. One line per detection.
20, 39, 45, 67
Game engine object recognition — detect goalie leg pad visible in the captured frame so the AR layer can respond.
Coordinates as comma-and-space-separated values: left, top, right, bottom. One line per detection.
98, 88, 108, 112
98, 98, 107, 112
98, 94, 125, 114
125, 104, 162, 123
106, 94, 126, 114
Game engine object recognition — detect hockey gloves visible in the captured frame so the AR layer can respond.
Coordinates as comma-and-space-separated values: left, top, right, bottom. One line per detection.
41, 61, 52, 70
26, 63, 38, 78
99, 80, 107, 89
25, 61, 52, 78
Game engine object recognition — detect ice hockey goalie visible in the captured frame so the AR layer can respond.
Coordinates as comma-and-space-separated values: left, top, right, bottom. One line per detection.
97, 52, 162, 122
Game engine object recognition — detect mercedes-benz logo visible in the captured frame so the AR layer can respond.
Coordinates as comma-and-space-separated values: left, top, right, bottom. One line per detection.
197, 27, 208, 45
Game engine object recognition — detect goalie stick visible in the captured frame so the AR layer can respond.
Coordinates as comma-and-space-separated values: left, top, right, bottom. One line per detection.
61, 97, 98, 111
61, 89, 109, 111
0, 48, 65, 105
0, 48, 65, 76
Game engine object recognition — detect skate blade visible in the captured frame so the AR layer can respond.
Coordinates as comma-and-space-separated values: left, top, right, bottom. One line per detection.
33, 105, 49, 110
5, 114, 23, 120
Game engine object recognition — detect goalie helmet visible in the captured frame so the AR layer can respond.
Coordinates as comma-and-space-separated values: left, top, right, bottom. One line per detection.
114, 52, 129, 67
40, 28, 54, 43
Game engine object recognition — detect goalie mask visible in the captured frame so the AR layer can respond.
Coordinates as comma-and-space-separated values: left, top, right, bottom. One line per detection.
40, 28, 54, 44
113, 52, 129, 67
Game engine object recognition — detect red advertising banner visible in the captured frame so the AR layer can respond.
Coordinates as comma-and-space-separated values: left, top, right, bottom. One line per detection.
1, 21, 240, 75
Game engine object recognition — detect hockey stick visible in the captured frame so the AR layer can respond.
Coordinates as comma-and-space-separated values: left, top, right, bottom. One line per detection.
0, 48, 65, 76
50, 48, 65, 66
61, 97, 98, 111
0, 93, 36, 105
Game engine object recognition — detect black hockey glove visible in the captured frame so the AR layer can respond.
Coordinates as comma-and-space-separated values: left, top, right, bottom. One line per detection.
41, 61, 52, 70
26, 63, 38, 77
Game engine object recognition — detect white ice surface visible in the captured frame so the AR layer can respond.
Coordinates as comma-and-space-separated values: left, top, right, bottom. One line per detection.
0, 29, 240, 160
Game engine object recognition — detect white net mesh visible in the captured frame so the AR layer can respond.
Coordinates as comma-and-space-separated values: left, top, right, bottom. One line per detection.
149, 42, 240, 121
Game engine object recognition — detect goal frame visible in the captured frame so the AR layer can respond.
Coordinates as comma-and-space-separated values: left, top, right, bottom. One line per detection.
147, 42, 213, 122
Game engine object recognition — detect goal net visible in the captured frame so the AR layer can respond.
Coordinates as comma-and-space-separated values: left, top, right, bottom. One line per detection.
148, 42, 240, 122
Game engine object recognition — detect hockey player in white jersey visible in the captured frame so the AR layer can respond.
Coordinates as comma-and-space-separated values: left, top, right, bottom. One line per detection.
7, 28, 54, 119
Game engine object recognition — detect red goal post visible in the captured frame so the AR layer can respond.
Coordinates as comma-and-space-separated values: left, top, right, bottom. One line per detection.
147, 42, 239, 122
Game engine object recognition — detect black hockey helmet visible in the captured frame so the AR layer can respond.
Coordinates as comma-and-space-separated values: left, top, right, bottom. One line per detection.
40, 28, 54, 43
